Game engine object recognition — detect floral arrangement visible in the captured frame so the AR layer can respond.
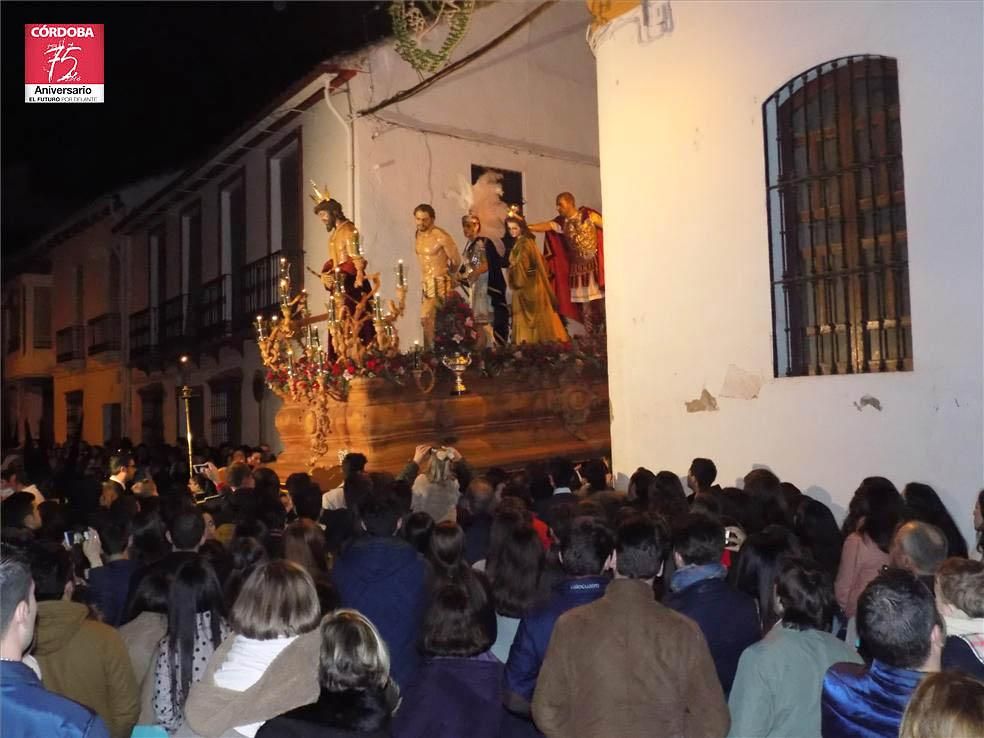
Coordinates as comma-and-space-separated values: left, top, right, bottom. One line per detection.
433, 292, 479, 357
480, 335, 608, 378
264, 331, 607, 401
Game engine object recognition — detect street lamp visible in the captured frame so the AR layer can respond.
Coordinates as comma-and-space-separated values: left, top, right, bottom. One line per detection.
179, 355, 194, 481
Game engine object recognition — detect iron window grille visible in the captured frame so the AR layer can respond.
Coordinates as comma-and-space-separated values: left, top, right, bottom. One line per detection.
764, 55, 912, 377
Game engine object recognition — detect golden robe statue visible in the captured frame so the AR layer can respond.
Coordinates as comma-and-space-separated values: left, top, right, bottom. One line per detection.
508, 234, 569, 344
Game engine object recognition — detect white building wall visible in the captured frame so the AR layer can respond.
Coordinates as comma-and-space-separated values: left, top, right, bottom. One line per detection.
595, 1, 983, 542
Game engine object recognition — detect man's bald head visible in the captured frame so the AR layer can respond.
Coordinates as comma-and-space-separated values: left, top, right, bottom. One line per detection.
891, 521, 948, 575
465, 477, 496, 516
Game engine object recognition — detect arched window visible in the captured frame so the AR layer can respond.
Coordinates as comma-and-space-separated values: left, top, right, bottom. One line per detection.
764, 55, 912, 377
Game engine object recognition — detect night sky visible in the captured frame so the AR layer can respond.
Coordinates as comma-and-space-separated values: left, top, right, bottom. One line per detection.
2, 1, 391, 252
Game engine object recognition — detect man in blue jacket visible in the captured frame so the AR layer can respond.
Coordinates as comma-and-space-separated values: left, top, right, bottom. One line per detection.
663, 513, 761, 696
333, 486, 430, 689
822, 569, 942, 738
0, 549, 110, 738
504, 516, 614, 716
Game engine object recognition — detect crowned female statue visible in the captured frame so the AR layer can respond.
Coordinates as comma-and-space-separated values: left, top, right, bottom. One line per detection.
505, 208, 569, 345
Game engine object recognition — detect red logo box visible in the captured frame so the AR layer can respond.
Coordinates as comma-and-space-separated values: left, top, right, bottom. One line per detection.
25, 24, 104, 103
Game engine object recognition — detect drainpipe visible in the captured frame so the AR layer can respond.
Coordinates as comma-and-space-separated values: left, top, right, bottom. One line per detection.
323, 76, 356, 220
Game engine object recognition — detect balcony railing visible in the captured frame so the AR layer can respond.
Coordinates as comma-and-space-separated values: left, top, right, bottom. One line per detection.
161, 294, 190, 343
87, 312, 121, 355
130, 307, 156, 360
55, 325, 85, 363
199, 275, 232, 341
241, 251, 283, 324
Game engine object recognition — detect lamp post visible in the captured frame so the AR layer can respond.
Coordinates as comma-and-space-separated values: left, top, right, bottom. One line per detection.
179, 355, 194, 481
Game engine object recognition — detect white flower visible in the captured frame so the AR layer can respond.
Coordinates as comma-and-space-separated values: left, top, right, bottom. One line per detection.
453, 334, 463, 343
343, 370, 353, 380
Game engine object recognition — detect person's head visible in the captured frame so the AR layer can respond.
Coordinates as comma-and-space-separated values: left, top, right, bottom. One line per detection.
428, 521, 466, 578
29, 541, 74, 601
167, 507, 206, 552
743, 468, 780, 497
673, 513, 725, 567
688, 458, 717, 493
890, 521, 948, 576
0, 550, 36, 659
224, 536, 269, 607
627, 467, 657, 507
341, 472, 373, 515
202, 511, 217, 541
614, 515, 669, 580
935, 557, 984, 618
96, 513, 132, 557
555, 191, 577, 218
488, 525, 544, 618
283, 519, 330, 577
775, 558, 836, 631
126, 571, 170, 620
559, 517, 615, 577
547, 457, 577, 491
857, 568, 944, 670
1, 465, 24, 493
903, 482, 968, 558
504, 215, 529, 239
791, 496, 843, 577
422, 580, 493, 657
132, 507, 169, 564
246, 448, 263, 469
318, 609, 391, 693
2, 492, 41, 530
100, 480, 120, 509
414, 203, 436, 232
341, 453, 368, 479
847, 476, 904, 552
166, 558, 227, 708
109, 452, 137, 482
461, 214, 481, 240
226, 462, 253, 491
314, 198, 346, 230
899, 670, 984, 738
359, 490, 403, 537
730, 526, 800, 630
402, 511, 434, 554
230, 560, 321, 640
580, 459, 610, 493
463, 477, 496, 517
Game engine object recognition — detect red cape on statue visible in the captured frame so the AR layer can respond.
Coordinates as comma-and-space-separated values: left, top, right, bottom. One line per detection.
542, 207, 604, 323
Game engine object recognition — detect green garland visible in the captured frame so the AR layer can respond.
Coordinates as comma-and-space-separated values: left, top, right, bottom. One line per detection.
390, 0, 476, 74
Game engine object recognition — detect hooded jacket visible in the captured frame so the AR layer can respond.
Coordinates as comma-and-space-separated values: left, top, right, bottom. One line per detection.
33, 600, 140, 738
333, 536, 430, 688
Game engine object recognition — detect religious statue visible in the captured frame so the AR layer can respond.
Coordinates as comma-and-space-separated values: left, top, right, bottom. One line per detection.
529, 191, 605, 334
458, 213, 507, 346
310, 183, 374, 348
414, 203, 461, 349
506, 209, 569, 345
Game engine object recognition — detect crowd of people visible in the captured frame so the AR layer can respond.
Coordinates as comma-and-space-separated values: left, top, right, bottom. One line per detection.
2, 437, 983, 738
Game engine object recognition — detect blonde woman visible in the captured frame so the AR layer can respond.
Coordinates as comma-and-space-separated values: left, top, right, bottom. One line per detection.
258, 610, 400, 737
899, 671, 984, 738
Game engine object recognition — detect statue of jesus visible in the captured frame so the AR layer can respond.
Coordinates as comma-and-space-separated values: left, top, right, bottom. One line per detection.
413, 203, 460, 349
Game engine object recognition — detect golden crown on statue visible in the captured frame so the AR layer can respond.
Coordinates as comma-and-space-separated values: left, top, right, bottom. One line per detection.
309, 181, 331, 206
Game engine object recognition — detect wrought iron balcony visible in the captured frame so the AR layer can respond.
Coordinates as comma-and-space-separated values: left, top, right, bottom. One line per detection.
55, 325, 85, 363
87, 312, 121, 355
198, 275, 232, 341
129, 306, 156, 361
241, 251, 284, 328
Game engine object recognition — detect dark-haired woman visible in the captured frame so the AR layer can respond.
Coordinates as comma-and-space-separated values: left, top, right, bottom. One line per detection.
792, 496, 844, 579
152, 558, 230, 732
903, 482, 968, 559
834, 477, 903, 620
486, 525, 544, 661
728, 559, 862, 737
393, 581, 503, 738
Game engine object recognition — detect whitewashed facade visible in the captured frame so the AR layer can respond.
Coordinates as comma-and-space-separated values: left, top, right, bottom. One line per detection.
595, 1, 983, 543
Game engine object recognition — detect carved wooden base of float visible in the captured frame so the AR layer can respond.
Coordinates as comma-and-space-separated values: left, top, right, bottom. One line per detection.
271, 370, 611, 484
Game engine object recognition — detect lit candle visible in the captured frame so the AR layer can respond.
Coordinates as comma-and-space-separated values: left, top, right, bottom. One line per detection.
280, 278, 289, 306
255, 315, 264, 339
352, 229, 363, 257
327, 297, 337, 326
373, 295, 384, 321
396, 259, 406, 288
286, 348, 294, 376
333, 268, 342, 296
412, 339, 422, 370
